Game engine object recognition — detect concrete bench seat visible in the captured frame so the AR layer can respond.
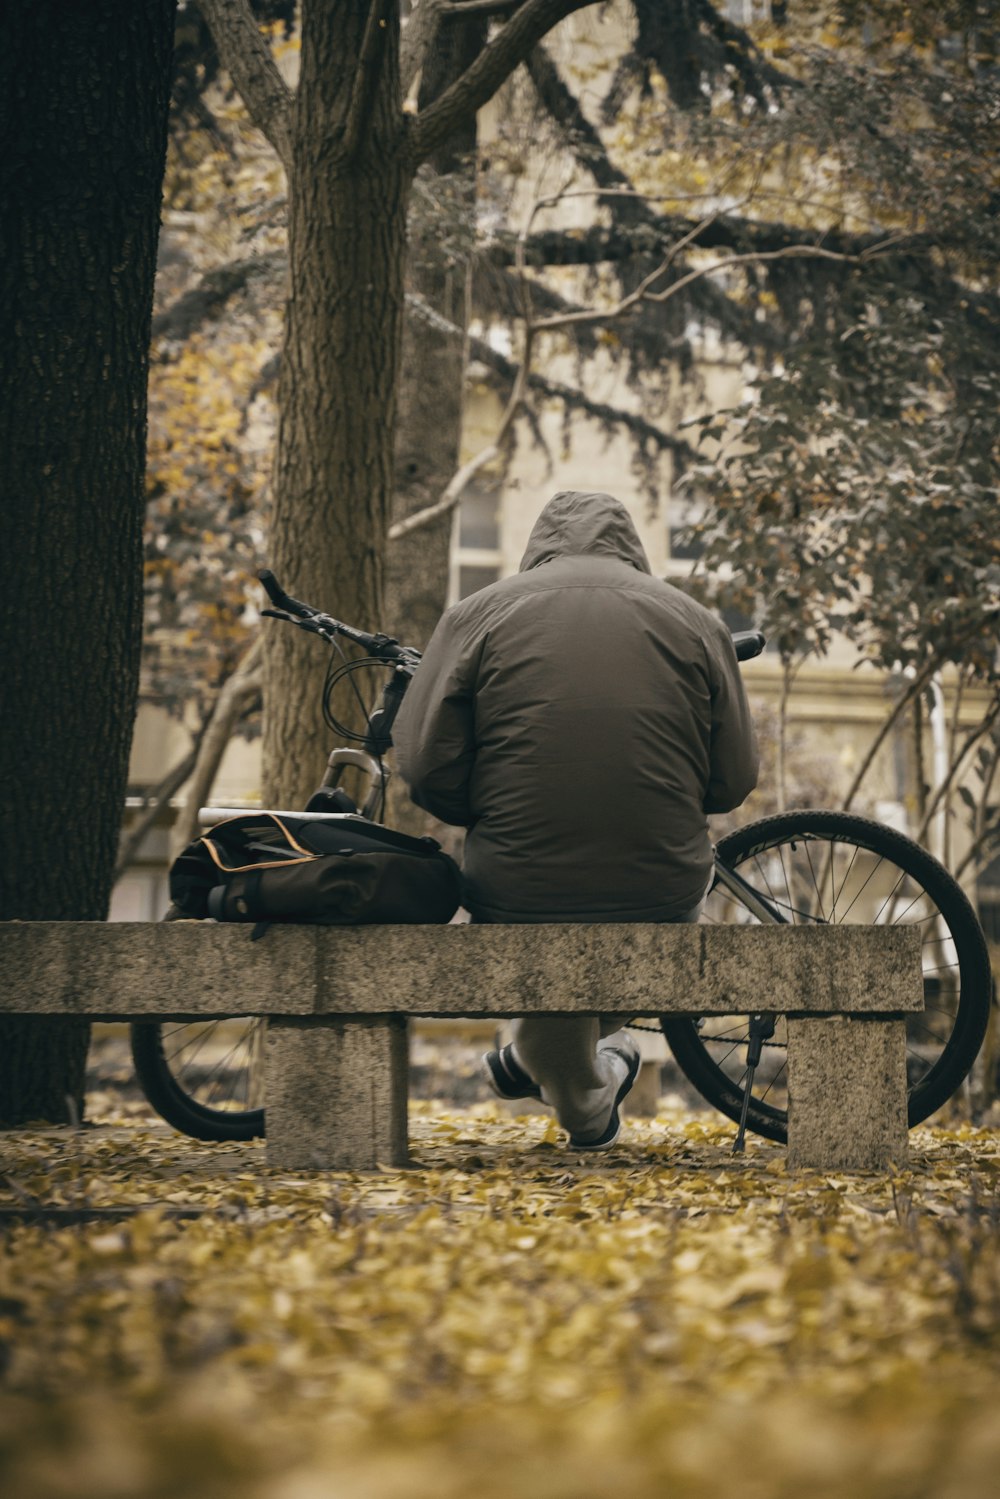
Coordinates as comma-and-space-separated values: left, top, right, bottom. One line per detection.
0, 922, 923, 1173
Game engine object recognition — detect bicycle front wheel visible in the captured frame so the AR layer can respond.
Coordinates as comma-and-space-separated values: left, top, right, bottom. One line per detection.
660, 811, 992, 1144
131, 1015, 266, 1141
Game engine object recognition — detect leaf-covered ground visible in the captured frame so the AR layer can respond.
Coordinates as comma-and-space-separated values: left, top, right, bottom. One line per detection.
1, 1100, 998, 1499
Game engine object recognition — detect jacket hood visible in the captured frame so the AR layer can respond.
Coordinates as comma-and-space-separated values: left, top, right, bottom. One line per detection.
519, 490, 652, 574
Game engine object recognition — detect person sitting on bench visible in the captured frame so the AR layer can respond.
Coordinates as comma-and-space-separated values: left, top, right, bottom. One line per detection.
394, 489, 758, 1149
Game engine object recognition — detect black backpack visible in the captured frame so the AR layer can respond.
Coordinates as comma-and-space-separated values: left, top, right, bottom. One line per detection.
169, 812, 462, 932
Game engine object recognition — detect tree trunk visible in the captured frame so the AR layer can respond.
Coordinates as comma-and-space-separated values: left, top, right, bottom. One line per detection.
388, 14, 487, 649
262, 3, 410, 808
0, 1, 175, 1124
386, 13, 487, 834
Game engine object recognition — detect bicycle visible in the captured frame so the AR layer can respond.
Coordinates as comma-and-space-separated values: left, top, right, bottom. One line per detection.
130, 572, 993, 1149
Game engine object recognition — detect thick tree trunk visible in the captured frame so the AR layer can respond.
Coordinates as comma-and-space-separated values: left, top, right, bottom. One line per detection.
262, 3, 410, 808
0, 1, 175, 1124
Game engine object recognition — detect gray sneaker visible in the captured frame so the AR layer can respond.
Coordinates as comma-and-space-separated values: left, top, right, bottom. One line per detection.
482, 1043, 543, 1101
567, 1043, 641, 1151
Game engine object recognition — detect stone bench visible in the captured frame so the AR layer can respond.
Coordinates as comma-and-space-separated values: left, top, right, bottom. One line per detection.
0, 922, 923, 1173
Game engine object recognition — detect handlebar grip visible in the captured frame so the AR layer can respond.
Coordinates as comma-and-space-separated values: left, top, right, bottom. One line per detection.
732, 630, 766, 662
258, 570, 314, 620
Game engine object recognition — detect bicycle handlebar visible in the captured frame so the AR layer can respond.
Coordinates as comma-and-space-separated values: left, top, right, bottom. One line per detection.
258, 570, 314, 621
258, 570, 420, 666
259, 569, 765, 757
260, 571, 767, 665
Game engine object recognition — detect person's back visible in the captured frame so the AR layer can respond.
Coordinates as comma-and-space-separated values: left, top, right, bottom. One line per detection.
393, 489, 759, 1152
394, 489, 758, 923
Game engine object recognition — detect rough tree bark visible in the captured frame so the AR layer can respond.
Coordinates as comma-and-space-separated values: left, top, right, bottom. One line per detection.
388, 10, 487, 652
263, 2, 411, 807
386, 8, 487, 834
0, 0, 176, 1124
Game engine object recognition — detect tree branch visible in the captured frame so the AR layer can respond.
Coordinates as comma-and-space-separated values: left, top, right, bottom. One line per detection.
401, 0, 446, 98
526, 42, 644, 214
840, 666, 938, 816
408, 0, 598, 164
197, 0, 293, 169
388, 326, 533, 542
113, 744, 201, 883
954, 820, 1000, 885
405, 290, 692, 460
486, 215, 930, 270
151, 251, 285, 343
441, 0, 524, 14
168, 636, 264, 863
914, 691, 1000, 851
695, 0, 797, 101
343, 0, 395, 162
527, 238, 898, 338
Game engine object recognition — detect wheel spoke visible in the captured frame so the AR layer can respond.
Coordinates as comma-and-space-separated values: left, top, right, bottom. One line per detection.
665, 813, 989, 1147
164, 1023, 219, 1071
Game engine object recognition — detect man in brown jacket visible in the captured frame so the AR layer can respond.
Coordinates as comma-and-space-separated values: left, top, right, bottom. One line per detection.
394, 490, 758, 1149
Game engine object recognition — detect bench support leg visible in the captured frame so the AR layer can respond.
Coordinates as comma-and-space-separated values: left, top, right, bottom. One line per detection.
786, 1016, 908, 1172
264, 1015, 409, 1170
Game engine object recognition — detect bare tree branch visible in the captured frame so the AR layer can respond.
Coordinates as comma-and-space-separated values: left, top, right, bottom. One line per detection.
404, 290, 691, 459
401, 0, 446, 97
840, 665, 940, 817
113, 743, 201, 883
529, 238, 900, 337
343, 0, 396, 162
840, 610, 1000, 818
388, 327, 532, 542
441, 0, 524, 14
915, 690, 1000, 851
525, 42, 643, 215
197, 0, 293, 169
409, 0, 598, 164
168, 636, 264, 863
486, 214, 930, 269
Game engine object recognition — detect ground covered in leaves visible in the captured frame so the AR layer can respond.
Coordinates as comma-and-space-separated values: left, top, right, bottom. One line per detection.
1, 1099, 998, 1499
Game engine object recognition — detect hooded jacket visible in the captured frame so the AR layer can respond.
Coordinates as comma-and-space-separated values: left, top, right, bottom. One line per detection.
393, 490, 758, 922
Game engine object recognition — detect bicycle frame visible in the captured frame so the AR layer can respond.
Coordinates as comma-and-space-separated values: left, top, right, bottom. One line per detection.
711, 860, 789, 926
198, 749, 389, 833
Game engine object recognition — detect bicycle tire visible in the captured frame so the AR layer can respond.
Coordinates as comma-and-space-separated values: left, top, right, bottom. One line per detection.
130, 906, 266, 1141
128, 1013, 265, 1139
660, 810, 992, 1144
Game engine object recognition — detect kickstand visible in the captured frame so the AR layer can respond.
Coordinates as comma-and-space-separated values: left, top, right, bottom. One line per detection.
732, 1013, 776, 1155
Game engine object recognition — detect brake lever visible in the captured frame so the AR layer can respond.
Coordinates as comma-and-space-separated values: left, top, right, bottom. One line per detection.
261, 608, 331, 639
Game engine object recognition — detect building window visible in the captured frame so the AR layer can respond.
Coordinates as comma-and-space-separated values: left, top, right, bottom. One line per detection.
459, 488, 500, 551
451, 477, 503, 603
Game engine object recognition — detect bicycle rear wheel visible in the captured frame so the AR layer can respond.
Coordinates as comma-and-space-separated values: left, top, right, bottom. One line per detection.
660, 811, 992, 1144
